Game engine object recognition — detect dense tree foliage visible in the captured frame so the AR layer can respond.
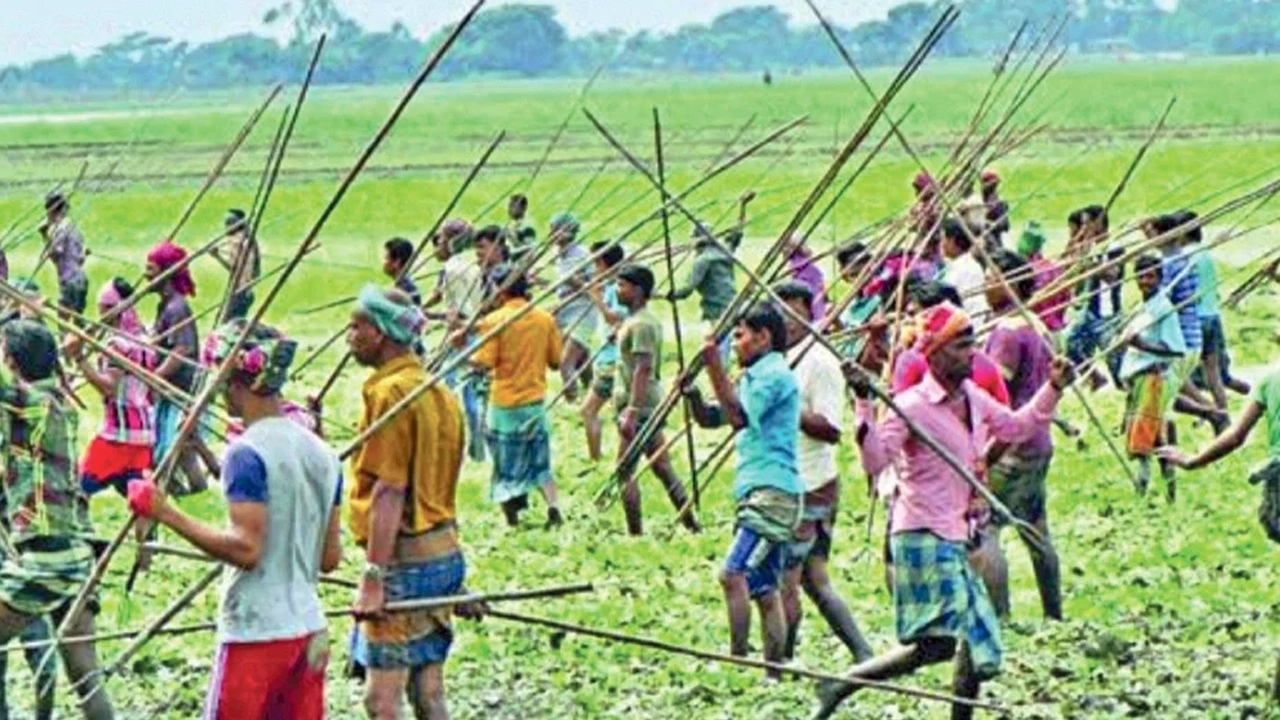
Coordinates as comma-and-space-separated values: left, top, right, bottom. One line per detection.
3, 0, 1279, 94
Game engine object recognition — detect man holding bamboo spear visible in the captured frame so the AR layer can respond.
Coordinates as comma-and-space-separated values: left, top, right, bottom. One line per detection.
345, 285, 477, 720
144, 240, 215, 495
126, 320, 342, 719
39, 191, 89, 320
211, 209, 262, 321
817, 302, 1069, 720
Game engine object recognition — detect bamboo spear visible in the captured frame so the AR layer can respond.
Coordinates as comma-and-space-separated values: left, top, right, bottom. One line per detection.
591, 8, 957, 496
653, 107, 702, 510
49, 0, 488, 664
488, 609, 1007, 712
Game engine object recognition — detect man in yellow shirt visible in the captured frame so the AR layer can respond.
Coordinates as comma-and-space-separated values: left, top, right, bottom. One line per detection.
346, 285, 472, 720
465, 263, 565, 528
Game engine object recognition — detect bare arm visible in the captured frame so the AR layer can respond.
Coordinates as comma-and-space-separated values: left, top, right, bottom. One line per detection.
155, 501, 267, 572
321, 508, 342, 574
800, 411, 840, 444
75, 356, 122, 398
1171, 401, 1264, 470
704, 344, 746, 430
364, 480, 404, 568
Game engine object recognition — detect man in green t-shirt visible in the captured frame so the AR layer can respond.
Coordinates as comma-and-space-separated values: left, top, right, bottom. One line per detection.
1162, 368, 1280, 469
614, 264, 700, 536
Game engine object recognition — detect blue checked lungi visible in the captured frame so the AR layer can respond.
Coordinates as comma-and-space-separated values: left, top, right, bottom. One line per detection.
350, 528, 467, 672
485, 403, 552, 504
890, 530, 1003, 679
461, 373, 489, 463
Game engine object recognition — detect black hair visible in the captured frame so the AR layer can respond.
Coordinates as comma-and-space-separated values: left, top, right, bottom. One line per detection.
739, 301, 788, 353
591, 240, 625, 269
44, 192, 67, 213
110, 277, 135, 300
913, 282, 963, 310
989, 249, 1036, 302
836, 242, 869, 270
772, 281, 815, 320
1149, 214, 1181, 237
384, 237, 414, 266
617, 264, 656, 299
489, 263, 529, 299
1134, 254, 1163, 277
475, 224, 505, 246
941, 218, 972, 252
3, 320, 59, 382
1172, 209, 1202, 243
1084, 204, 1109, 231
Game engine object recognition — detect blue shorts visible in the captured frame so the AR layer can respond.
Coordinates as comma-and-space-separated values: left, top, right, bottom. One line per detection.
154, 399, 211, 463
724, 526, 785, 599
1199, 316, 1226, 360
351, 550, 467, 672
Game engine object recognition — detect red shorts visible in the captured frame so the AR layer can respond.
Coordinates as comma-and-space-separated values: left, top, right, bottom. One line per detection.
205, 632, 328, 720
80, 437, 151, 485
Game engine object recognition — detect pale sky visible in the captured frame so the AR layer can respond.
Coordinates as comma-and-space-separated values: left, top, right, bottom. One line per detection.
0, 0, 904, 66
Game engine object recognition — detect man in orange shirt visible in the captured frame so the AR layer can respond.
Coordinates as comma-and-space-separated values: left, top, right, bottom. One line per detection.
346, 285, 473, 720
465, 263, 565, 528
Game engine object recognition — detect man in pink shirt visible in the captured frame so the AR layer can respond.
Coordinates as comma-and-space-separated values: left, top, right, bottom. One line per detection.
814, 303, 1067, 720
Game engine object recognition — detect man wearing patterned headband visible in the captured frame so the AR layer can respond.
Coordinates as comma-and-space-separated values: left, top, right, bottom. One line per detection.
816, 302, 1069, 720
346, 286, 475, 720
462, 263, 565, 529
128, 319, 342, 720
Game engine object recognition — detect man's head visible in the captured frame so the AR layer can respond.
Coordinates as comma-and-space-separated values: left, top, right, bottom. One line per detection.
1171, 209, 1202, 245
1146, 214, 1182, 252
773, 281, 814, 346
508, 194, 529, 222
225, 208, 248, 234
433, 218, 473, 261
347, 286, 426, 367
44, 191, 68, 223
919, 303, 975, 389
1135, 254, 1163, 298
616, 264, 655, 309
591, 240, 625, 274
733, 301, 787, 367
98, 277, 141, 331
3, 320, 58, 383
836, 242, 870, 283
1017, 221, 1047, 258
488, 263, 529, 302
980, 169, 1000, 195
912, 171, 934, 199
383, 237, 414, 278
474, 225, 508, 270
145, 241, 197, 297
690, 222, 715, 248
985, 249, 1035, 310
549, 212, 580, 247
203, 320, 298, 417
940, 218, 973, 260
782, 231, 808, 259
908, 281, 963, 316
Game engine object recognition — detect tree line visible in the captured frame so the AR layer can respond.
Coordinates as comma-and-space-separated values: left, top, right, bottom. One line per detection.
3, 0, 1279, 95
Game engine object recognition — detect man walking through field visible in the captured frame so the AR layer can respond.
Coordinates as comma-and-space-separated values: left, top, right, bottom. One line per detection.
816, 303, 1067, 720
40, 191, 89, 317
128, 320, 341, 720
346, 286, 476, 720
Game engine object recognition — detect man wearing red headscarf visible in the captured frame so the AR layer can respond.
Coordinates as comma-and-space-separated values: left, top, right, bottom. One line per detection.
144, 241, 212, 495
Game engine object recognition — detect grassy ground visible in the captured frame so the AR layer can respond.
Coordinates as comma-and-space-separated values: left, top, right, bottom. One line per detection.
0, 58, 1278, 718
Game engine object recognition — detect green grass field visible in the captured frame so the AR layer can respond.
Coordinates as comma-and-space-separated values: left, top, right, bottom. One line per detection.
1, 56, 1279, 718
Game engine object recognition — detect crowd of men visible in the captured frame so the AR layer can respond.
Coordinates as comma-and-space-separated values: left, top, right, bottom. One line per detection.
0, 166, 1275, 720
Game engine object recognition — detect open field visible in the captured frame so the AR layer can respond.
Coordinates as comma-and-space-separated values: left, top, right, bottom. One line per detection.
1, 56, 1280, 718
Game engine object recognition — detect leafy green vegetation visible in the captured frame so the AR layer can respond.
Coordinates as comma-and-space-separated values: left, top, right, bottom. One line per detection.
0, 59, 1277, 718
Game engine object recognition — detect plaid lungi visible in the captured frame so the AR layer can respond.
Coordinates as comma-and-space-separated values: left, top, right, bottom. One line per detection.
890, 530, 1003, 679
988, 453, 1052, 526
485, 403, 552, 504
0, 536, 94, 616
351, 527, 467, 672
1124, 369, 1168, 457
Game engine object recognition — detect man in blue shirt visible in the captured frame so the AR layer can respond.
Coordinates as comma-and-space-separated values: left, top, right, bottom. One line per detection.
684, 301, 803, 679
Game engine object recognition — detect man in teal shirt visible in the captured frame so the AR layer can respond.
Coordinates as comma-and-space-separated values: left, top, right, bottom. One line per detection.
684, 301, 802, 679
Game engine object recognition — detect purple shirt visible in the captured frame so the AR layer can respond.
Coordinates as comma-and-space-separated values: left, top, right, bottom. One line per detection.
48, 219, 86, 286
154, 294, 198, 393
856, 371, 1060, 542
985, 317, 1055, 458
788, 253, 827, 320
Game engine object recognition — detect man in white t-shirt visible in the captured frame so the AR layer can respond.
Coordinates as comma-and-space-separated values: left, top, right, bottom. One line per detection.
425, 218, 483, 324
773, 282, 874, 664
941, 218, 990, 321
128, 321, 342, 720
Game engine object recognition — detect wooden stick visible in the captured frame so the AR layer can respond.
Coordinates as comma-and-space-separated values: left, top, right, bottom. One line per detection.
1104, 97, 1177, 216
653, 108, 701, 510
526, 60, 609, 192
15, 584, 595, 654
488, 609, 1007, 712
